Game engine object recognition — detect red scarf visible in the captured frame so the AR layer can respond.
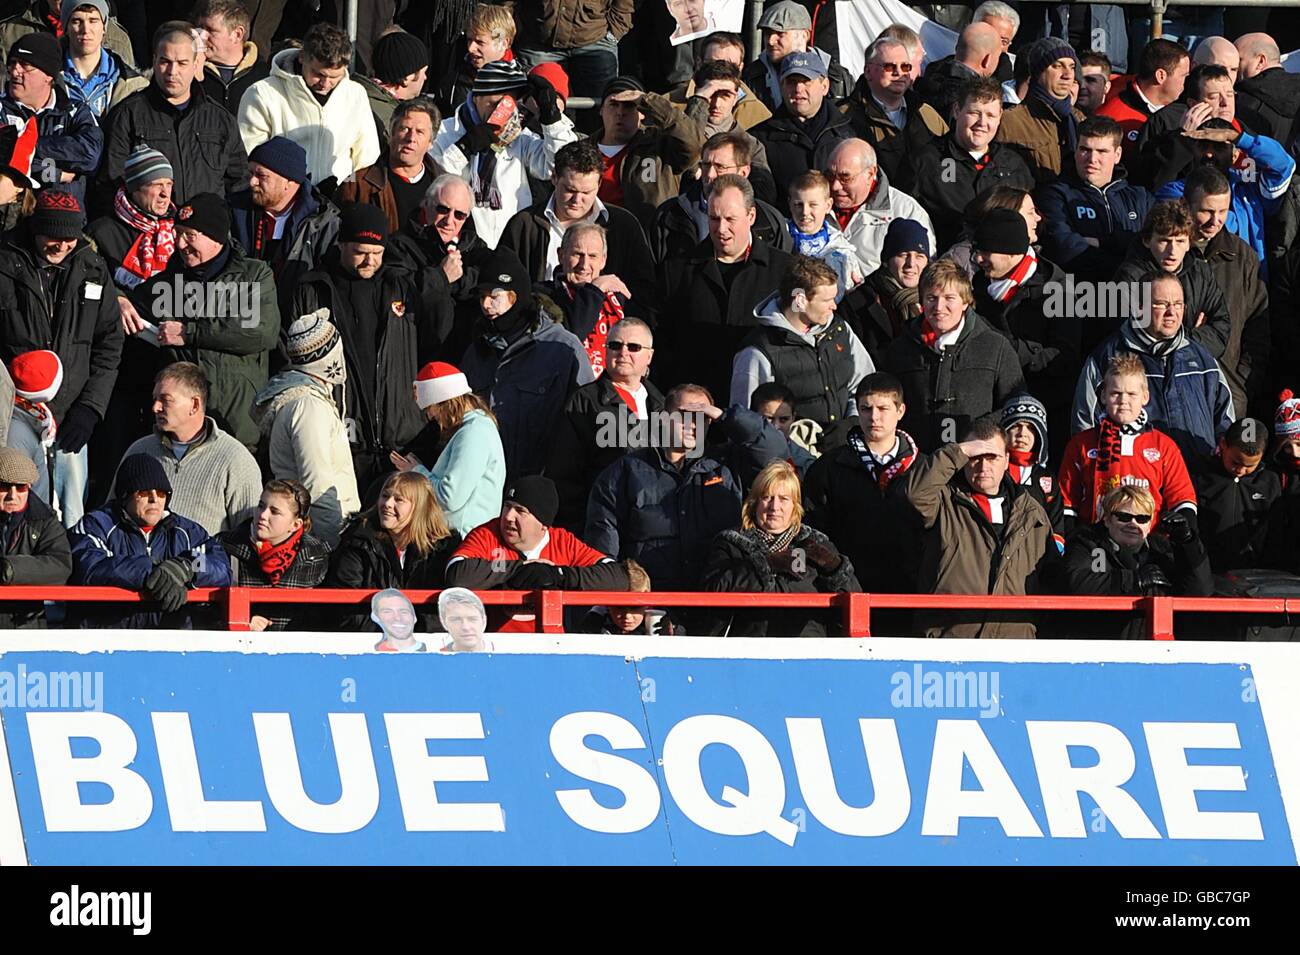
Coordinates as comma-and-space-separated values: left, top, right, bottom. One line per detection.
586, 292, 622, 378
114, 187, 176, 281
1008, 448, 1035, 484
985, 246, 1037, 303
972, 493, 1005, 525
254, 526, 304, 585
611, 383, 641, 417
14, 394, 56, 447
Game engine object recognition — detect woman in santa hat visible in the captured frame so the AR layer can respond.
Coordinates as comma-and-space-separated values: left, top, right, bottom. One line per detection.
390, 361, 506, 537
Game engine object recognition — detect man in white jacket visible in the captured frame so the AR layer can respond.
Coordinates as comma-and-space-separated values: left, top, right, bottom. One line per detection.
430, 58, 577, 248
826, 138, 934, 277
237, 23, 379, 191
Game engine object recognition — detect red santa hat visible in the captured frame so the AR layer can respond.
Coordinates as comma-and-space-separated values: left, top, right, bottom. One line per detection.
415, 362, 470, 409
10, 349, 63, 403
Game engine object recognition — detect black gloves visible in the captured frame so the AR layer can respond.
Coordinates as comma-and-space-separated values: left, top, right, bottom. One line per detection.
1137, 562, 1173, 595
801, 540, 843, 575
529, 74, 563, 124
1160, 510, 1195, 544
0, 558, 12, 585
767, 550, 799, 576
144, 557, 196, 613
456, 122, 497, 157
57, 404, 99, 454
508, 561, 565, 589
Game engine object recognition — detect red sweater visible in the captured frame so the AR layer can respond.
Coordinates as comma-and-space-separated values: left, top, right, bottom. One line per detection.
1094, 80, 1156, 144
1058, 424, 1197, 523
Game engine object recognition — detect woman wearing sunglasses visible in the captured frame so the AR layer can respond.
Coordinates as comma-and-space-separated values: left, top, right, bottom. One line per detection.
1058, 485, 1211, 638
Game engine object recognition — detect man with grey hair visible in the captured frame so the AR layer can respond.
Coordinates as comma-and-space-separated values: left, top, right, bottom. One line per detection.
915, 21, 1001, 120
438, 587, 490, 652
99, 20, 248, 211
390, 173, 492, 304
658, 174, 794, 398
372, 588, 424, 652
547, 315, 665, 530
826, 138, 934, 276
842, 36, 947, 194
1235, 32, 1300, 146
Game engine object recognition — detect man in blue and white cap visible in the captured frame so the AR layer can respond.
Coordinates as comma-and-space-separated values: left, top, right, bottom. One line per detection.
752, 49, 854, 204
741, 0, 852, 113
430, 58, 576, 248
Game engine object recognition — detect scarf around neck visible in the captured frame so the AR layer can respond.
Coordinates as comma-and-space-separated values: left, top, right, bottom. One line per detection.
1093, 410, 1149, 518
253, 524, 304, 585
757, 523, 800, 554
114, 187, 176, 282
459, 98, 503, 211
789, 218, 833, 257
847, 426, 917, 491
986, 246, 1037, 303
1030, 81, 1078, 154
14, 395, 56, 448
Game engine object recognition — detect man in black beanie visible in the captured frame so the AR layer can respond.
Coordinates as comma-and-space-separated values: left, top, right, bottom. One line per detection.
357, 29, 429, 143
971, 207, 1079, 462
132, 192, 279, 452
460, 246, 594, 483
290, 201, 448, 493
445, 474, 630, 597
0, 188, 120, 528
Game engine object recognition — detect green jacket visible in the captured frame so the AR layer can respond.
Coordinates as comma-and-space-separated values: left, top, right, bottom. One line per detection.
134, 246, 280, 451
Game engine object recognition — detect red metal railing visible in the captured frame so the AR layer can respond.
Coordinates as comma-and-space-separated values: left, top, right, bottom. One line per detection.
3, 586, 1300, 638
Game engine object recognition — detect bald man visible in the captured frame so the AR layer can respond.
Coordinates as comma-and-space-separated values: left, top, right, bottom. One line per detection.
1235, 32, 1300, 145
1193, 37, 1239, 83
915, 21, 1002, 121
825, 138, 934, 275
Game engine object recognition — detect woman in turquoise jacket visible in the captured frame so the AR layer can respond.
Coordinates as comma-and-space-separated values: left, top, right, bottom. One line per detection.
391, 362, 506, 536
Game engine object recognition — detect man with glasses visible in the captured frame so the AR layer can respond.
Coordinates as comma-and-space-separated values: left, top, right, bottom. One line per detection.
648, 130, 791, 263
1073, 272, 1234, 464
391, 174, 488, 305
841, 36, 947, 194
0, 446, 71, 631
825, 138, 933, 277
753, 51, 854, 207
546, 316, 665, 530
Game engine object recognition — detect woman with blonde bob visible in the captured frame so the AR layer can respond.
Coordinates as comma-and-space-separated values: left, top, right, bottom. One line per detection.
391, 361, 506, 536
1057, 484, 1211, 638
328, 470, 463, 632
702, 460, 859, 637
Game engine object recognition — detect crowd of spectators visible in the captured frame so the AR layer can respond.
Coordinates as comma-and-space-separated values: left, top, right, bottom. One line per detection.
5, 0, 1300, 641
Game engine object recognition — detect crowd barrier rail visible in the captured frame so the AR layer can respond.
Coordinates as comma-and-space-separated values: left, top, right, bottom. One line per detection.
3, 586, 1299, 639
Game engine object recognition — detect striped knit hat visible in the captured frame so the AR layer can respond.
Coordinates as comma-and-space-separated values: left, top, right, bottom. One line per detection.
1000, 393, 1050, 467
472, 58, 530, 96
124, 145, 174, 191
283, 308, 345, 385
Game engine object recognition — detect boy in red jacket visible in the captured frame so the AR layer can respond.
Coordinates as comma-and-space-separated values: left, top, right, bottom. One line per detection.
1059, 353, 1196, 528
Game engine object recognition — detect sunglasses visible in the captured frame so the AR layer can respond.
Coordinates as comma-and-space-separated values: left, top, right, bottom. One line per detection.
434, 203, 469, 222
606, 341, 648, 352
1111, 511, 1152, 525
0, 482, 30, 492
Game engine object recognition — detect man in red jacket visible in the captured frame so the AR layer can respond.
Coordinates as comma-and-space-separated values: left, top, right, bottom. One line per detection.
1096, 39, 1189, 144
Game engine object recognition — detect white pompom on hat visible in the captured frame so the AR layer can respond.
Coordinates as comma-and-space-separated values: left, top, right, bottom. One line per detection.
415, 361, 471, 409
10, 349, 63, 403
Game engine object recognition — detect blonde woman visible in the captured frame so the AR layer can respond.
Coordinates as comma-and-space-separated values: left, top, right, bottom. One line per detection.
391, 361, 505, 537
1058, 484, 1211, 638
328, 471, 462, 632
703, 460, 859, 637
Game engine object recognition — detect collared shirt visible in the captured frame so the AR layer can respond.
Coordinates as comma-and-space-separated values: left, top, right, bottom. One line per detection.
1134, 82, 1160, 114
543, 194, 605, 278
520, 529, 551, 561
868, 436, 901, 467
872, 94, 907, 130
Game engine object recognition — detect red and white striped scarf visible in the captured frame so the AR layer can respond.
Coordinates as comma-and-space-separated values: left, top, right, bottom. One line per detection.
986, 246, 1037, 303
114, 187, 176, 282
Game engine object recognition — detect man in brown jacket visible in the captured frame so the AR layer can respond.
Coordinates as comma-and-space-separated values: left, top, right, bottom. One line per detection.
995, 37, 1085, 186
336, 100, 445, 234
902, 420, 1053, 638
513, 0, 634, 101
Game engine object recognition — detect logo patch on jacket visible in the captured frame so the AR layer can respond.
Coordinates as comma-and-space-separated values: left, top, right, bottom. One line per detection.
703, 475, 724, 487
1039, 475, 1054, 495
1143, 448, 1161, 462
391, 300, 406, 317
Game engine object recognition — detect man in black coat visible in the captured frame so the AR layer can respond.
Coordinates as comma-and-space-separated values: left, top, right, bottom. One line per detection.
194, 0, 270, 114
751, 51, 854, 208
1234, 33, 1300, 148
97, 23, 249, 216
545, 316, 664, 531
648, 130, 792, 264
911, 78, 1035, 252
499, 138, 654, 305
880, 258, 1024, 452
291, 204, 441, 495
1193, 418, 1280, 573
971, 209, 1080, 462
0, 190, 121, 527
656, 174, 793, 401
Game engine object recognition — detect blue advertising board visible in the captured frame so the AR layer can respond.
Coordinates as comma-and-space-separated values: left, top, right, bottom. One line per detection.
1, 636, 1296, 865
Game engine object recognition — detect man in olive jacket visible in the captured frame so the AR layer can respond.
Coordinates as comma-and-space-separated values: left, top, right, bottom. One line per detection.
0, 189, 122, 527
132, 193, 278, 453
902, 422, 1053, 638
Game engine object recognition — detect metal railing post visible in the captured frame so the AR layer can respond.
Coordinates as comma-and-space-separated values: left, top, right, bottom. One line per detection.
747, 1, 765, 66
226, 587, 252, 632
538, 590, 566, 634
1150, 0, 1165, 39
1147, 596, 1176, 640
846, 592, 872, 638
